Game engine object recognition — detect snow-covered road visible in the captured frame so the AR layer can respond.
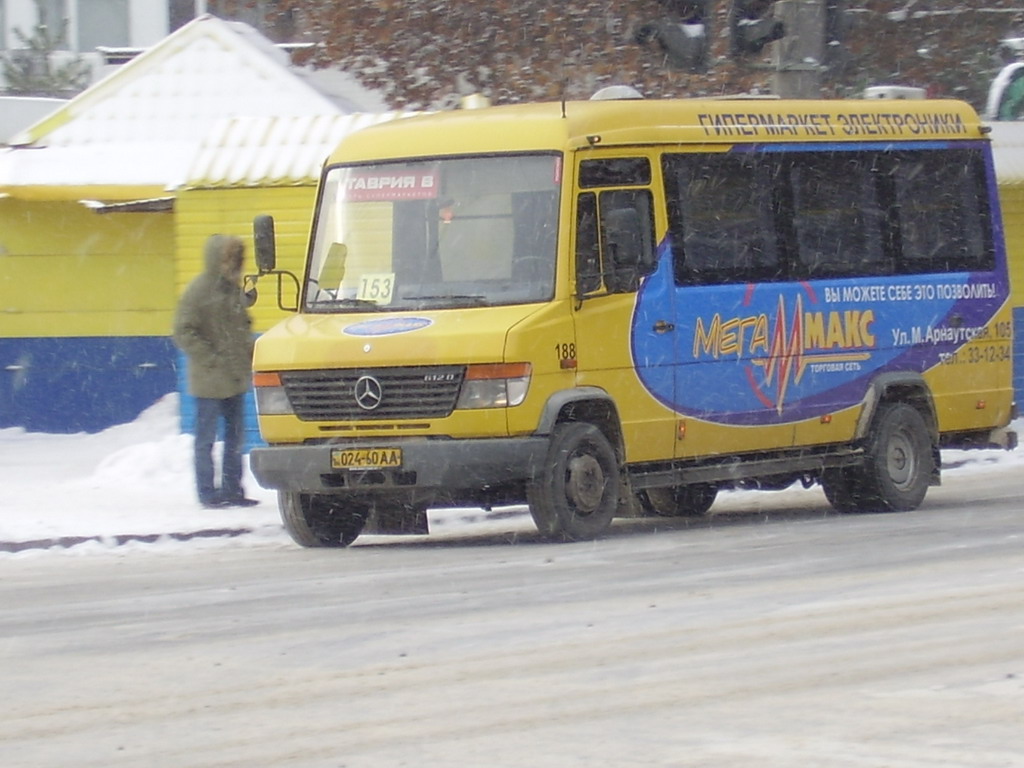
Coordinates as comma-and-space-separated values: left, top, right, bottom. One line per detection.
2, 464, 1022, 767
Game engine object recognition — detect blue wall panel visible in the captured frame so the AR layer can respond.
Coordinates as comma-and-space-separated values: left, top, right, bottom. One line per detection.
0, 337, 177, 433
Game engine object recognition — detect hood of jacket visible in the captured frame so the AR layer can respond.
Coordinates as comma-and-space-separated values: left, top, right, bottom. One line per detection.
203, 234, 241, 278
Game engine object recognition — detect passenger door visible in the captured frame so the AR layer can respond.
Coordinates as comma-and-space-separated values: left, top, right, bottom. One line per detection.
661, 151, 797, 457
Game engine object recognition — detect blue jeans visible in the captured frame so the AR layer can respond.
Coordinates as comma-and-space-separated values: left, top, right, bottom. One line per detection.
194, 393, 245, 504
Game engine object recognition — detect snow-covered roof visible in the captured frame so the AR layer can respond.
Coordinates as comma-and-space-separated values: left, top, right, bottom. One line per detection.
180, 112, 418, 190
989, 122, 1024, 187
0, 15, 374, 197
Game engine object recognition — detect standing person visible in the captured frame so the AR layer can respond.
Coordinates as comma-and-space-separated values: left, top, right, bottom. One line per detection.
173, 234, 259, 508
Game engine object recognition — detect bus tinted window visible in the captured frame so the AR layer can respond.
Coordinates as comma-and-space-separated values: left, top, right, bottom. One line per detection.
575, 192, 602, 293
789, 154, 887, 280
663, 153, 782, 285
663, 147, 994, 286
892, 150, 994, 274
580, 157, 652, 188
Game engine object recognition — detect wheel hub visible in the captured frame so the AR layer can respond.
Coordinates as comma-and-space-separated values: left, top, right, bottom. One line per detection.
887, 433, 915, 488
565, 454, 605, 513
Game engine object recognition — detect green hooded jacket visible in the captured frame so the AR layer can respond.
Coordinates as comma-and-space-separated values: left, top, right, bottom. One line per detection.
172, 235, 254, 400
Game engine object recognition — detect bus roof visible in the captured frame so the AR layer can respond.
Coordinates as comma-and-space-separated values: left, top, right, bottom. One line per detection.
326, 97, 987, 164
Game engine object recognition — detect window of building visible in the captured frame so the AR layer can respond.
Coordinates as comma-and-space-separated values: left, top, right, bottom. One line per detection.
78, 0, 129, 49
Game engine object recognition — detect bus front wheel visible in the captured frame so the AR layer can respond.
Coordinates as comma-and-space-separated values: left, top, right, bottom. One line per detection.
528, 422, 620, 540
279, 491, 369, 547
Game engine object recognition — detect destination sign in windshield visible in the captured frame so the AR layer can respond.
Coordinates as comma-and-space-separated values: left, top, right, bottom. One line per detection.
341, 166, 440, 201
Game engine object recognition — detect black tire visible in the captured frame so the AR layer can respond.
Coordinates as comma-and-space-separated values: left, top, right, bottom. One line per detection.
279, 492, 368, 547
821, 466, 864, 514
861, 402, 934, 512
824, 402, 934, 514
640, 484, 718, 517
527, 422, 620, 540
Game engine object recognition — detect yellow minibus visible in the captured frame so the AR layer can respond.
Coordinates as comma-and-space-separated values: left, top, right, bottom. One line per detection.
249, 96, 1016, 546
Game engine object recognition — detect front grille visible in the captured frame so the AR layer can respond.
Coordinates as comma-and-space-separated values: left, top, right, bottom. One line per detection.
282, 366, 465, 421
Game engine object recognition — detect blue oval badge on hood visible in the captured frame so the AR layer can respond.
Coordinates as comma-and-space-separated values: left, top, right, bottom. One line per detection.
344, 317, 433, 336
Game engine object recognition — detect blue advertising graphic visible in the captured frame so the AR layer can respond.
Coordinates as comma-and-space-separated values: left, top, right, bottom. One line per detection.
631, 242, 1008, 426
344, 317, 433, 336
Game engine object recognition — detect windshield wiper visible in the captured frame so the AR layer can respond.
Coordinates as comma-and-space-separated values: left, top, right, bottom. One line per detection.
308, 297, 385, 311
403, 294, 489, 307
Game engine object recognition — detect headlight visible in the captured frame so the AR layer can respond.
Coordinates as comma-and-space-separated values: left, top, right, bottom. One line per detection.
456, 363, 532, 409
253, 372, 294, 415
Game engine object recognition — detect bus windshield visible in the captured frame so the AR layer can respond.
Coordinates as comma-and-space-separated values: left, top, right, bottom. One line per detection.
304, 153, 561, 312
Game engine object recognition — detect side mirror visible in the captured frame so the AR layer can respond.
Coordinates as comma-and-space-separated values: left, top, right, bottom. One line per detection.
603, 208, 645, 293
253, 214, 277, 273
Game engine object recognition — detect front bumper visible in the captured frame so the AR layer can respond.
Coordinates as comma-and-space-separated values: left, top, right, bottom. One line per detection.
250, 436, 548, 498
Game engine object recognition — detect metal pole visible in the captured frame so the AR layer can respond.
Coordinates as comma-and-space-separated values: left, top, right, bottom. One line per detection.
772, 0, 826, 98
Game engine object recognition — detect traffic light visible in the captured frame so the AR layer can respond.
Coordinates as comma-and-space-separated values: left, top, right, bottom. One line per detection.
730, 0, 785, 57
634, 0, 709, 72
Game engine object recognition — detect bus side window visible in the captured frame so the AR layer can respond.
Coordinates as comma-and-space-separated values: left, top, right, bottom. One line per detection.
575, 193, 603, 294
663, 154, 780, 285
892, 150, 994, 274
789, 154, 886, 280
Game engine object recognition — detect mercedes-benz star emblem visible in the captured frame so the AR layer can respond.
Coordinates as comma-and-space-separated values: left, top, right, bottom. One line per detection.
354, 375, 383, 410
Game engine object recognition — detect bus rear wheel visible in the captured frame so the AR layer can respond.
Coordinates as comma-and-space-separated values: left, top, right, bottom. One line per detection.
279, 491, 369, 547
823, 402, 933, 514
527, 422, 620, 540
